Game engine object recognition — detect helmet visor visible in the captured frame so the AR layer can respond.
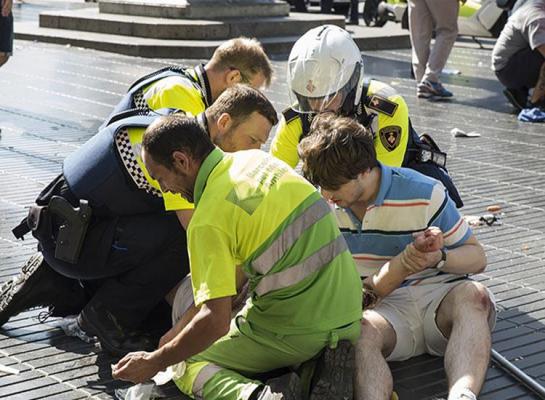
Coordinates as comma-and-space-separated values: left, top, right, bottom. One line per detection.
288, 60, 362, 114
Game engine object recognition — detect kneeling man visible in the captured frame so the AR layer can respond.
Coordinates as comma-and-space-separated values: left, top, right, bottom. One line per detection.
113, 114, 363, 400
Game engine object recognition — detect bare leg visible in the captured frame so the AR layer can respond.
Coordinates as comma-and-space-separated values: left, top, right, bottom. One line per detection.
531, 61, 545, 105
435, 282, 493, 397
354, 310, 397, 400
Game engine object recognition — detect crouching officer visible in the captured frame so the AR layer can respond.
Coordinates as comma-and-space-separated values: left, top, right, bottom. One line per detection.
271, 25, 463, 208
103, 36, 273, 127
3, 85, 278, 356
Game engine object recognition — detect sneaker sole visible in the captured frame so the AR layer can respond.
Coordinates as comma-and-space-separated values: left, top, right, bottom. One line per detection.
417, 92, 433, 99
309, 340, 354, 400
0, 253, 45, 326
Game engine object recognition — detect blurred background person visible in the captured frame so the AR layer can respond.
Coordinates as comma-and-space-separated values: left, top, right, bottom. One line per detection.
492, 0, 545, 112
409, 0, 459, 98
0, 0, 13, 68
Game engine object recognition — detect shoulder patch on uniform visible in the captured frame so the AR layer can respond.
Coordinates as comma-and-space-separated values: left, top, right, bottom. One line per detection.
282, 107, 301, 123
379, 126, 402, 151
366, 95, 398, 117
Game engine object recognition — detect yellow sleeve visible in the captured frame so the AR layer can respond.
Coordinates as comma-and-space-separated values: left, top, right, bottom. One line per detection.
143, 76, 205, 116
188, 224, 237, 307
270, 116, 303, 169
126, 127, 195, 211
163, 193, 194, 211
374, 94, 410, 168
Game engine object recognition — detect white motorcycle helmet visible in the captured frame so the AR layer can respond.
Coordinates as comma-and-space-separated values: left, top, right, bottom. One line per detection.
288, 25, 365, 114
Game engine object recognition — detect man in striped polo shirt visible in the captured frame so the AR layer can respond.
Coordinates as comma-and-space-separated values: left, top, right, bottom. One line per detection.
298, 114, 496, 400
112, 115, 363, 400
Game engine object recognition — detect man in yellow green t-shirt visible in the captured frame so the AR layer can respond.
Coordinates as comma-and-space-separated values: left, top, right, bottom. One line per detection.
112, 114, 363, 400
2, 86, 278, 358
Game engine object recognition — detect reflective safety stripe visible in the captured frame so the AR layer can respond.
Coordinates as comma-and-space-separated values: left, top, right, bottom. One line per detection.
255, 235, 347, 296
192, 363, 223, 399
252, 199, 331, 274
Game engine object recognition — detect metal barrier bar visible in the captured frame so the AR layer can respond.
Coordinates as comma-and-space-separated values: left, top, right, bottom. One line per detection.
491, 349, 545, 399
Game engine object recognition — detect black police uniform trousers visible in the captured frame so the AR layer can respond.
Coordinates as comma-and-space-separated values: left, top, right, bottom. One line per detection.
34, 174, 189, 330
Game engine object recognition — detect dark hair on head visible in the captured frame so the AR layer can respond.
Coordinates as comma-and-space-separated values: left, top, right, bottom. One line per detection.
143, 114, 215, 169
207, 84, 278, 127
298, 113, 377, 190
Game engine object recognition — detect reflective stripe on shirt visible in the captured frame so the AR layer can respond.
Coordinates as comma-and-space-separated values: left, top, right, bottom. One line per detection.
255, 234, 347, 296
252, 199, 331, 274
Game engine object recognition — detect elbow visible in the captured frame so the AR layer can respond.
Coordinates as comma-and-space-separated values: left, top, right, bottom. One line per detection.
475, 247, 488, 274
213, 318, 230, 338
202, 308, 230, 339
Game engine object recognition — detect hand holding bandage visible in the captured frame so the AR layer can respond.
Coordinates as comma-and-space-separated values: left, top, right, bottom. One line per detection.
401, 227, 444, 274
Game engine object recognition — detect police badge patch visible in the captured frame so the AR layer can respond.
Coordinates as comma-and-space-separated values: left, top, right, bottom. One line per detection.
379, 126, 402, 151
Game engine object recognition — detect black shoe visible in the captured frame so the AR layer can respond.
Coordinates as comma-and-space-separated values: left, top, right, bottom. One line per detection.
0, 253, 83, 326
503, 88, 528, 111
309, 340, 355, 400
263, 372, 302, 400
529, 98, 545, 111
77, 302, 156, 356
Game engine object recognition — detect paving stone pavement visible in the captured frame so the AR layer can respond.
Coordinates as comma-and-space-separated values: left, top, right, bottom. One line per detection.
1, 36, 545, 399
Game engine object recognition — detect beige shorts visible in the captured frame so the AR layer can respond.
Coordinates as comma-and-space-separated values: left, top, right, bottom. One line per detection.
373, 279, 497, 362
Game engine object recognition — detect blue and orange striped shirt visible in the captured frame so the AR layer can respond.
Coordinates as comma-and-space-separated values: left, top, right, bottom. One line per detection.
334, 163, 471, 284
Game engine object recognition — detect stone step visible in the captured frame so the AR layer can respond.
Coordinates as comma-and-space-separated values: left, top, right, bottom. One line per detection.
15, 20, 411, 58
39, 8, 344, 40
98, 0, 290, 19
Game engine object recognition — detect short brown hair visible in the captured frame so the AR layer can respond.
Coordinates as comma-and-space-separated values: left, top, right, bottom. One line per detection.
298, 114, 378, 190
210, 37, 273, 87
206, 84, 278, 127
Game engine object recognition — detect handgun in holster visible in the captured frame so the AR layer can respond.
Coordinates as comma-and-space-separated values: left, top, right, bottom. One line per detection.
48, 196, 92, 264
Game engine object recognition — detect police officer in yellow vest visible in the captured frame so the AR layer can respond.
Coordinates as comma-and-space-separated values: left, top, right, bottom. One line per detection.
271, 25, 463, 208
106, 37, 273, 127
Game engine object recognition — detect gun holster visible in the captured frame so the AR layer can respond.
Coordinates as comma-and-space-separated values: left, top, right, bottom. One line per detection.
48, 196, 92, 264
412, 133, 447, 169
12, 197, 92, 264
12, 205, 49, 240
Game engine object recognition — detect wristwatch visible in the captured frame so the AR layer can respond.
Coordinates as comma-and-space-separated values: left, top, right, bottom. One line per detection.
436, 248, 448, 270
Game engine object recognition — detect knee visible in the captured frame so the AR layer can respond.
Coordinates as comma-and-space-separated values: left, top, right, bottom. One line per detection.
436, 26, 458, 42
454, 282, 492, 316
357, 315, 393, 357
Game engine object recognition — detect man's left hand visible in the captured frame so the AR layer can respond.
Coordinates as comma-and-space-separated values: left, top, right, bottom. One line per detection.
401, 227, 444, 274
112, 351, 164, 384
413, 227, 444, 253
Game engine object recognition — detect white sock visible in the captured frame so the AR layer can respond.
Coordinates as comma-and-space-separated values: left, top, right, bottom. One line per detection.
448, 387, 477, 400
